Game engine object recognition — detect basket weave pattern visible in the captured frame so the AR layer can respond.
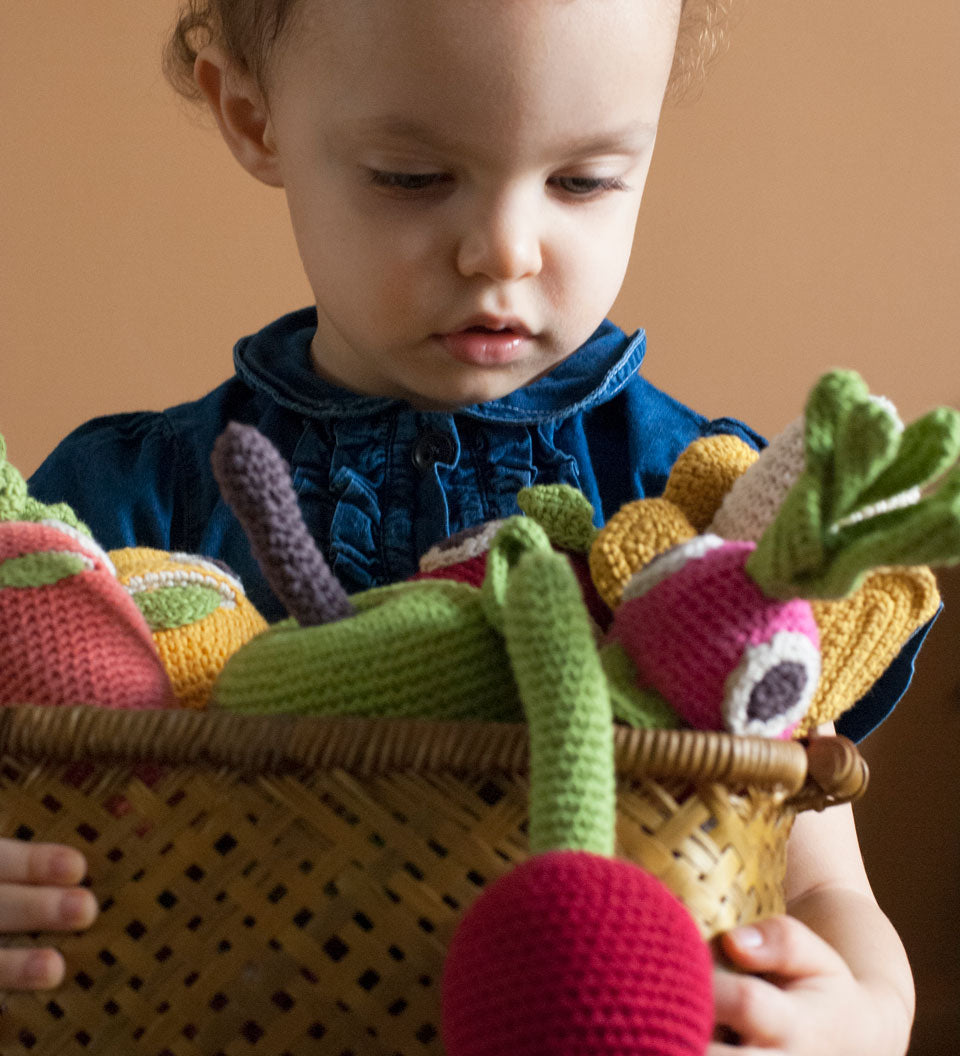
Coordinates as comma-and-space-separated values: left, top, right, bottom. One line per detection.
0, 708, 865, 1056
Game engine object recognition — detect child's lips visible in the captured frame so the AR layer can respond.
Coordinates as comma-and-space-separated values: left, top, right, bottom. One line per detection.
435, 323, 534, 367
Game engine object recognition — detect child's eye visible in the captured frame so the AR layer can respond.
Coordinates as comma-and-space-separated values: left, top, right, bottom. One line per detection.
367, 170, 452, 193
550, 175, 629, 197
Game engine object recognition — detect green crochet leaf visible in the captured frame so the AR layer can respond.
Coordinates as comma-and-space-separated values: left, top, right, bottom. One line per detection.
599, 643, 681, 730
480, 515, 554, 632
501, 542, 615, 857
133, 584, 223, 631
830, 397, 901, 523
0, 433, 91, 535
0, 435, 29, 522
748, 370, 960, 599
801, 370, 867, 478
857, 407, 960, 508
0, 551, 88, 589
516, 484, 599, 553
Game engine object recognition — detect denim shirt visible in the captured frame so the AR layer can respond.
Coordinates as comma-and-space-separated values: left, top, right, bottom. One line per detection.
28, 307, 934, 740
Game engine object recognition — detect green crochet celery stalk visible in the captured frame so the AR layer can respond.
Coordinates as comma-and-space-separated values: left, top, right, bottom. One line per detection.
493, 519, 616, 857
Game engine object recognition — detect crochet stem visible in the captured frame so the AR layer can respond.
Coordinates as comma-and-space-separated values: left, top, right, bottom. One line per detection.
501, 536, 616, 857
211, 423, 355, 625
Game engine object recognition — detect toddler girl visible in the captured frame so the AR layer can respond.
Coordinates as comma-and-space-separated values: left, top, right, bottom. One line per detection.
3, 2, 919, 1052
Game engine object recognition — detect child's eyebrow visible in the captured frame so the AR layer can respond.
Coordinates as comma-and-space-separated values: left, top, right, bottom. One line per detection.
341, 115, 657, 158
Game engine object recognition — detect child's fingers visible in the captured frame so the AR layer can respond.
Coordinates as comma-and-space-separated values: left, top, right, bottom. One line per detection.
720, 916, 849, 981
712, 967, 788, 1047
0, 947, 67, 990
0, 883, 98, 934
0, 840, 87, 887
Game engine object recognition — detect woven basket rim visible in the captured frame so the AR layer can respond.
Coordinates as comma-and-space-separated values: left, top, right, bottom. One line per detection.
0, 706, 867, 806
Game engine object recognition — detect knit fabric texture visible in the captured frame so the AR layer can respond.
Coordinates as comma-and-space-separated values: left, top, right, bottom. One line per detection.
747, 370, 960, 600
515, 483, 600, 553
0, 434, 90, 537
213, 576, 524, 720
0, 521, 174, 709
589, 498, 697, 610
709, 417, 805, 542
609, 537, 819, 737
661, 433, 760, 533
800, 566, 940, 734
111, 547, 268, 709
496, 524, 616, 856
211, 421, 355, 626
442, 851, 714, 1056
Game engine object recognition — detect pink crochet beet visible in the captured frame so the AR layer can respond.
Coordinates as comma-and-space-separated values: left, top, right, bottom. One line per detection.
0, 521, 174, 709
442, 851, 714, 1056
609, 536, 820, 737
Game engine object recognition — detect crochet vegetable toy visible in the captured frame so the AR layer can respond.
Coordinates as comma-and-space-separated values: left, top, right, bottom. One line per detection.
210, 369, 960, 739
209, 423, 670, 729
0, 435, 267, 709
210, 423, 714, 1055
0, 436, 174, 709
584, 370, 958, 734
205, 369, 960, 1055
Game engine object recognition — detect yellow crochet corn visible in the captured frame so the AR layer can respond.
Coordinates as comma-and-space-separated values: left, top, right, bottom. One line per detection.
110, 548, 268, 709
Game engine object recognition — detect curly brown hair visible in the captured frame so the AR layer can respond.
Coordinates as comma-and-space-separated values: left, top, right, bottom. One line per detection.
163, 0, 736, 106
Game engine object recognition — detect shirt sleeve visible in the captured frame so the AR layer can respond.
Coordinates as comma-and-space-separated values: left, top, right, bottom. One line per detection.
834, 608, 940, 742
27, 412, 181, 552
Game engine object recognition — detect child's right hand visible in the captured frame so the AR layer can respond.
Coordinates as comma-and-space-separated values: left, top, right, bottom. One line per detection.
0, 839, 98, 990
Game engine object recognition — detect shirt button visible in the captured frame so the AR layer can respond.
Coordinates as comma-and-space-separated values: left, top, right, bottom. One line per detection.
412, 431, 456, 473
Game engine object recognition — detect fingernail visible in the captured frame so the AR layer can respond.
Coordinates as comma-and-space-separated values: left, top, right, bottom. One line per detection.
730, 925, 764, 949
50, 848, 84, 885
60, 889, 93, 927
23, 951, 56, 988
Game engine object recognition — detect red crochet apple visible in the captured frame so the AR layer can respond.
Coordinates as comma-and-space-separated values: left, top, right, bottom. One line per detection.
0, 520, 174, 709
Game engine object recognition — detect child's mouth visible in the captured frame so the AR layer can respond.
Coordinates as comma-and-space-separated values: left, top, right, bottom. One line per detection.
437, 327, 530, 366
436, 317, 534, 367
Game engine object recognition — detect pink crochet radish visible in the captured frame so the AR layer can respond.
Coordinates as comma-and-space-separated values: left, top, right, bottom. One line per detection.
608, 535, 820, 737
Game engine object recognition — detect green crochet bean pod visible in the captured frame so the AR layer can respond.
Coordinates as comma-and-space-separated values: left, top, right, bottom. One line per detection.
491, 519, 616, 857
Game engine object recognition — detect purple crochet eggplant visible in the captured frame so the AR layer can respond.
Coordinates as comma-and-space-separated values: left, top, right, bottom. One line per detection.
211, 422, 355, 626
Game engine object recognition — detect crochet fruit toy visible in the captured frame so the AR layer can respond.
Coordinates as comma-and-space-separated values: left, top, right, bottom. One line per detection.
110, 547, 268, 708
526, 370, 958, 735
0, 437, 174, 709
0, 435, 268, 710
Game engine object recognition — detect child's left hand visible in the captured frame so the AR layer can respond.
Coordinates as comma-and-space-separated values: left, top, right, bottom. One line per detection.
710, 914, 910, 1055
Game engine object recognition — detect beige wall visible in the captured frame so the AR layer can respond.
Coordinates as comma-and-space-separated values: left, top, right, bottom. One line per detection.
2, 3, 959, 1051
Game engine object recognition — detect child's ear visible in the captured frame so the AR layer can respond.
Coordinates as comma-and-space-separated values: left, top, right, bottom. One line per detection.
193, 44, 283, 188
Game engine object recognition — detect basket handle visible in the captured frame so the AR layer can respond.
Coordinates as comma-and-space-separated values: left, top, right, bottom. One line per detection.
0, 708, 866, 805
788, 735, 870, 810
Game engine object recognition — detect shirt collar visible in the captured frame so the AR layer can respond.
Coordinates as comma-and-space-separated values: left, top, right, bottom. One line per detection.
233, 307, 646, 424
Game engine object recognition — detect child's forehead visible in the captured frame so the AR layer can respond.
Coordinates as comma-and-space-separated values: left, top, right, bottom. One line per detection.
271, 0, 681, 123
279, 0, 681, 62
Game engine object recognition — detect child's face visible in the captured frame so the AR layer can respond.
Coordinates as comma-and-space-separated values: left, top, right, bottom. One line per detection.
261, 0, 680, 408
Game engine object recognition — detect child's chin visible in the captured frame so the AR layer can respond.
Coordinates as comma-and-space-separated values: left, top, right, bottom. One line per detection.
407, 377, 519, 410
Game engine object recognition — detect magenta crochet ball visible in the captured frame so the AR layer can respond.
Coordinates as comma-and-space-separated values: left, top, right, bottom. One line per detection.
442, 851, 714, 1056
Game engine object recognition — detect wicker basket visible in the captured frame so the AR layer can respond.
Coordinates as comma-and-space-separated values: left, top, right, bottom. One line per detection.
0, 706, 867, 1056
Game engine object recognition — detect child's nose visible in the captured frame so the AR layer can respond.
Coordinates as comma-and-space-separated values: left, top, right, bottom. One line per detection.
456, 192, 543, 282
